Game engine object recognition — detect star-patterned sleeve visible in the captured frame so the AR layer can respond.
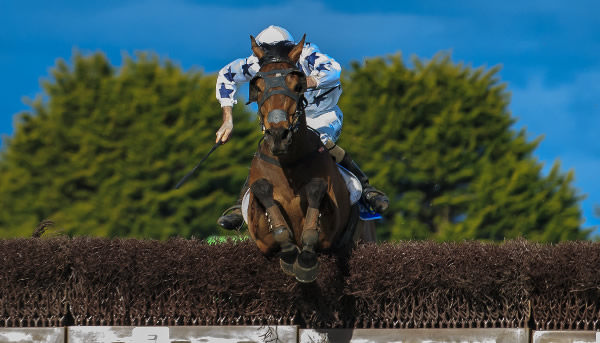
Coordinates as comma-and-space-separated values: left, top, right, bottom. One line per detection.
299, 43, 341, 90
215, 56, 259, 107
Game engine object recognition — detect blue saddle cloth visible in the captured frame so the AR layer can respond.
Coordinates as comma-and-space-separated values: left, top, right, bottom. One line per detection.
359, 201, 383, 221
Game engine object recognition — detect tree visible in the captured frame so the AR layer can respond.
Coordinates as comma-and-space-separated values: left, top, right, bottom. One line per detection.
0, 52, 259, 239
338, 54, 589, 242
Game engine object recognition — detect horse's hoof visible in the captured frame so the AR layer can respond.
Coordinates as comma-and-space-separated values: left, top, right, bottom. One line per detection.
293, 251, 319, 283
280, 246, 299, 277
280, 259, 295, 276
294, 260, 319, 283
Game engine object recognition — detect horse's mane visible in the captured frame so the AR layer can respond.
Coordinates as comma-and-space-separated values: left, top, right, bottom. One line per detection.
257, 41, 296, 65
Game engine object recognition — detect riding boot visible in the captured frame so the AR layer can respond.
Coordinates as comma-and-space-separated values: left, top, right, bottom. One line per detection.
217, 176, 249, 230
340, 154, 389, 213
325, 140, 389, 213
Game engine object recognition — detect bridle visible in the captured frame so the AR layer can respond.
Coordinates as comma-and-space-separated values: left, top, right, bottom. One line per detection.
248, 57, 308, 134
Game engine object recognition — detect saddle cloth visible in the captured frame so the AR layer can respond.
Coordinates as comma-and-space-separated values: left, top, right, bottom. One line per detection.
241, 165, 363, 225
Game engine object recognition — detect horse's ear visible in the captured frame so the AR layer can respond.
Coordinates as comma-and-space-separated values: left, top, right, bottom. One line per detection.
251, 35, 264, 60
288, 34, 305, 63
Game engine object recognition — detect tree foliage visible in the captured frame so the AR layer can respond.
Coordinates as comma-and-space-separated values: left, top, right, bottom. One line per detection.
339, 54, 589, 241
0, 52, 259, 239
0, 52, 590, 241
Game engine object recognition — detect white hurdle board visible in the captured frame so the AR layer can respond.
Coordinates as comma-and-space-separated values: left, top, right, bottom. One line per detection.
533, 331, 600, 343
2, 327, 600, 342
299, 328, 530, 343
67, 326, 298, 343
0, 328, 64, 343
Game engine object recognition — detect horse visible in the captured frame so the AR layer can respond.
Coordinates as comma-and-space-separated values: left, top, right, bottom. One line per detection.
244, 34, 375, 283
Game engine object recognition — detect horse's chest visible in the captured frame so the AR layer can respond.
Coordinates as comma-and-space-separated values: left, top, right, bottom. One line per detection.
273, 179, 303, 204
279, 170, 325, 193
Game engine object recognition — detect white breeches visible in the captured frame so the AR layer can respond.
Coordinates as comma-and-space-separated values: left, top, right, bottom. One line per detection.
306, 106, 343, 144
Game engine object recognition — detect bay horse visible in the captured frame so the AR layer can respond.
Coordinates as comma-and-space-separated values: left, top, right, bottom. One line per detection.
244, 34, 374, 283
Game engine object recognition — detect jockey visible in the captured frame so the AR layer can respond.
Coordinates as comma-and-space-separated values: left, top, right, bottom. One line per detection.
215, 25, 389, 230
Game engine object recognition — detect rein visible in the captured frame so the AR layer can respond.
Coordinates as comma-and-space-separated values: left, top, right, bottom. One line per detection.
288, 95, 308, 134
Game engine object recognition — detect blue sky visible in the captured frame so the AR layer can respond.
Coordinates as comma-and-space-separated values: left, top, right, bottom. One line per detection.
1, 0, 599, 235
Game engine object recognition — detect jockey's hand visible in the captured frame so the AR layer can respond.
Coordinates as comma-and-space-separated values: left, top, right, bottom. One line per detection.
216, 106, 234, 143
306, 76, 318, 89
216, 121, 233, 143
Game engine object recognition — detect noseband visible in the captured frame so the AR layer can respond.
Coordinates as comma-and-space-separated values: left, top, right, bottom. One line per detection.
248, 60, 308, 133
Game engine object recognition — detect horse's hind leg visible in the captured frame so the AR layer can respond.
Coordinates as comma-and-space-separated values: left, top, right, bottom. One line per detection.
294, 178, 327, 283
251, 178, 299, 276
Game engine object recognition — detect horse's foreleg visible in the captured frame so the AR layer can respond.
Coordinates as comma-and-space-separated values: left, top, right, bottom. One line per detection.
251, 178, 298, 276
294, 178, 327, 283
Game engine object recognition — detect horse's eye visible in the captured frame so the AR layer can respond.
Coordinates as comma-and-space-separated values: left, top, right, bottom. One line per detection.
294, 84, 303, 92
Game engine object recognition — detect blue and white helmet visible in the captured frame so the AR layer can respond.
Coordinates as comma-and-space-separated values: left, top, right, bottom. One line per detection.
255, 25, 294, 45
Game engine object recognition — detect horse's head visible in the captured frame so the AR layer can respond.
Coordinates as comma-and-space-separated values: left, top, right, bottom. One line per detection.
249, 34, 307, 156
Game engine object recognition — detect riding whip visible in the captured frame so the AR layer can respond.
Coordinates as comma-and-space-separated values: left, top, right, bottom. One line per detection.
174, 141, 223, 189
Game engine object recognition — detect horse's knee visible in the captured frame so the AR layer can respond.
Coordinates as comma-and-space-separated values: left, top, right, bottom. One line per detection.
272, 226, 292, 244
251, 178, 274, 208
305, 178, 327, 208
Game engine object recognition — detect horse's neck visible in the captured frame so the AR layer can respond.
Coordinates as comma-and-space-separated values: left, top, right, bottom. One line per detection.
261, 127, 319, 166
290, 128, 319, 158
